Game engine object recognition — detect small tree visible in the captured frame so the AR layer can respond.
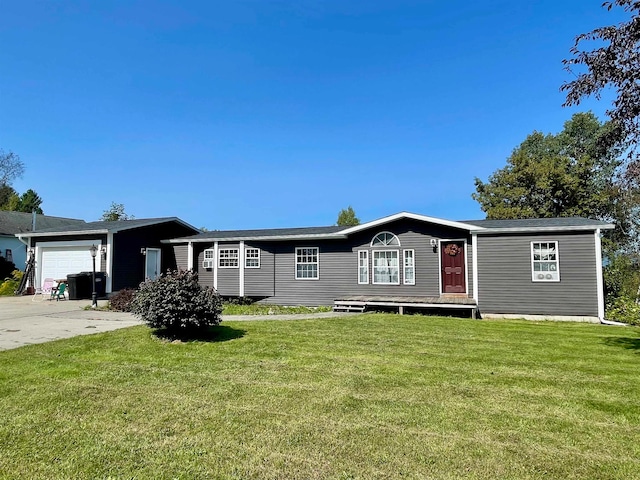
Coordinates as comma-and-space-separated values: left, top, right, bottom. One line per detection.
101, 202, 134, 221
131, 270, 222, 333
0, 149, 24, 187
337, 206, 360, 226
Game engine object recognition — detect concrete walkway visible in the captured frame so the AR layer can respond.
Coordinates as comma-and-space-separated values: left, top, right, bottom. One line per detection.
0, 296, 353, 351
0, 296, 142, 351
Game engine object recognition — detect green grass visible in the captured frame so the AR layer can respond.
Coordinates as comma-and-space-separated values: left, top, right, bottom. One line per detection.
222, 302, 332, 315
0, 315, 639, 479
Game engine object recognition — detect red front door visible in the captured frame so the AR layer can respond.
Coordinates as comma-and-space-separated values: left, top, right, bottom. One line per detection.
441, 241, 466, 294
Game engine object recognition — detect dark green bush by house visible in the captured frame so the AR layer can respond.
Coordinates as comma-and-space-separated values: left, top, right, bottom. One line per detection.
131, 270, 222, 332
108, 288, 137, 312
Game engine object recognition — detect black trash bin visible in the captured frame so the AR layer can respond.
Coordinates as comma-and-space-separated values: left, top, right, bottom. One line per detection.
94, 272, 106, 298
80, 271, 107, 298
67, 272, 92, 300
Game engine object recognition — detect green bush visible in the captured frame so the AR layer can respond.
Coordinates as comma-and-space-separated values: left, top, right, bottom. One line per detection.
0, 270, 22, 296
109, 288, 137, 312
131, 270, 222, 333
606, 295, 640, 326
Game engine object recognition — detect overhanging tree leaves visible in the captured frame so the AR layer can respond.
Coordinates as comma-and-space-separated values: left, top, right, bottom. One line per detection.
561, 0, 640, 180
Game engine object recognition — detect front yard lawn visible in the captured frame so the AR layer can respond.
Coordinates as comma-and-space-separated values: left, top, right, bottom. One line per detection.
0, 314, 639, 479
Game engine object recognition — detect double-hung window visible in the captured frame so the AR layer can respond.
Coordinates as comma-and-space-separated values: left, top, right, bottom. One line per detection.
245, 248, 260, 268
403, 249, 415, 285
203, 249, 215, 269
219, 248, 239, 268
531, 241, 559, 282
372, 250, 400, 284
358, 250, 369, 284
296, 247, 319, 279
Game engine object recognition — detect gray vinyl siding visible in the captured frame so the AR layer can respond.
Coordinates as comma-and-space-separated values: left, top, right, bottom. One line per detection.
173, 245, 189, 271
476, 232, 599, 317
196, 244, 215, 289
259, 219, 474, 306
244, 243, 275, 297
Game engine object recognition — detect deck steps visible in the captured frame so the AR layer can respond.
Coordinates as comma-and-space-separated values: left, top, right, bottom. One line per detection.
333, 301, 366, 313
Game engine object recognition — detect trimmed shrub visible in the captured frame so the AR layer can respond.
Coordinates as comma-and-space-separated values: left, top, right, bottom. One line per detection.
109, 288, 137, 312
606, 296, 640, 326
131, 270, 222, 332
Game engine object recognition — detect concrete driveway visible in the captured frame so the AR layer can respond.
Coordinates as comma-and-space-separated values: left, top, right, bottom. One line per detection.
0, 296, 142, 351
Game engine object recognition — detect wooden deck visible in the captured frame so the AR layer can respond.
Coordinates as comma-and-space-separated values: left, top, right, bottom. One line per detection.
334, 295, 478, 318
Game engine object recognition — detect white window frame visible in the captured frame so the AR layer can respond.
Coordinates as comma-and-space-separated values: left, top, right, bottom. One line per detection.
372, 249, 400, 285
358, 250, 369, 284
245, 248, 261, 268
403, 249, 415, 285
295, 247, 319, 280
531, 241, 560, 282
371, 231, 401, 247
203, 248, 215, 269
218, 248, 239, 269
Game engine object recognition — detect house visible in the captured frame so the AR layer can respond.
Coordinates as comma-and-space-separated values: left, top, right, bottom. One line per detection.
164, 212, 613, 322
0, 211, 86, 269
16, 217, 199, 293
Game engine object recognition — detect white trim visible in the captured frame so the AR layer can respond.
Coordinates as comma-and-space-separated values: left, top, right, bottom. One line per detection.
403, 249, 415, 285
370, 231, 401, 247
239, 241, 245, 297
530, 241, 560, 282
245, 247, 261, 268
340, 211, 483, 235
357, 250, 369, 285
475, 224, 614, 234
202, 248, 215, 269
144, 247, 162, 280
594, 229, 605, 321
187, 242, 194, 271
438, 238, 469, 295
472, 233, 479, 303
372, 249, 400, 285
213, 242, 218, 290
218, 248, 240, 269
106, 232, 114, 293
35, 239, 102, 288
295, 246, 319, 280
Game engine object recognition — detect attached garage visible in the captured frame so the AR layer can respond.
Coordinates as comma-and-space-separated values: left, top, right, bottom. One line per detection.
36, 240, 102, 286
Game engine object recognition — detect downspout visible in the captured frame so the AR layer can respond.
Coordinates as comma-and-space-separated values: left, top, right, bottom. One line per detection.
594, 228, 606, 323
105, 232, 114, 293
213, 241, 218, 290
239, 240, 245, 298
187, 241, 194, 271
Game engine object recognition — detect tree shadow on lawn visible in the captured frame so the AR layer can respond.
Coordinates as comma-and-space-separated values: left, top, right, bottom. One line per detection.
152, 325, 246, 343
602, 336, 640, 352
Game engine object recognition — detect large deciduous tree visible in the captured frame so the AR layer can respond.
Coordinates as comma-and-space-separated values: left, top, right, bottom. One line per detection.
473, 112, 636, 249
337, 206, 360, 226
561, 0, 640, 181
0, 149, 24, 187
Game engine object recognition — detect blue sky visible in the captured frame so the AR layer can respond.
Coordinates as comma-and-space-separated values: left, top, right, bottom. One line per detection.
0, 1, 626, 230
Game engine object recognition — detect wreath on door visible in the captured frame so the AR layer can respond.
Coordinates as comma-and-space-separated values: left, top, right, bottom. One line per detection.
443, 243, 461, 256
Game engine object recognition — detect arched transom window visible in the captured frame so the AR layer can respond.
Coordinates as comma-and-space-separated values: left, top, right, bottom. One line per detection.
370, 232, 400, 247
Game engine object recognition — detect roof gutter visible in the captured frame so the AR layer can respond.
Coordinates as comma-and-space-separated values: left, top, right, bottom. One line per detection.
471, 224, 615, 234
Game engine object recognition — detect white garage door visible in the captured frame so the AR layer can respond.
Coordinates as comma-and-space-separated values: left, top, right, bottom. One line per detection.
40, 247, 96, 281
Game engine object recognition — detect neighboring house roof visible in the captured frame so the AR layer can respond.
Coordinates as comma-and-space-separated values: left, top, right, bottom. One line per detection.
0, 210, 86, 236
165, 212, 614, 244
17, 217, 199, 238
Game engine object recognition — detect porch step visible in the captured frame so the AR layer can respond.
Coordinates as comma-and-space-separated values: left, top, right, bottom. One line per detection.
333, 301, 366, 313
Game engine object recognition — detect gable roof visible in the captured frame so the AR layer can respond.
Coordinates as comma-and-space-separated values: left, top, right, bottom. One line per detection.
165, 212, 615, 244
17, 217, 199, 238
0, 210, 86, 236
